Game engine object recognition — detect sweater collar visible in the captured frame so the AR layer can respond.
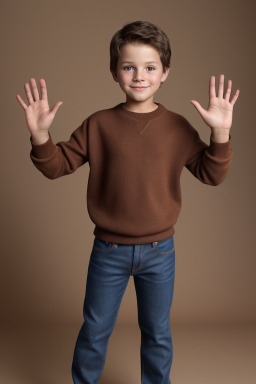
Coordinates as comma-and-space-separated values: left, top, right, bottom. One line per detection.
114, 102, 166, 121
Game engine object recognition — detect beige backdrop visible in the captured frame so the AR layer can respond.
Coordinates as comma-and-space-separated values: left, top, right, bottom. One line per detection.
1, 0, 255, 328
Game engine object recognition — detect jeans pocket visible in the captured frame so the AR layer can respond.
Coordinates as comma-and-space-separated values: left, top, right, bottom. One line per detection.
93, 237, 115, 254
154, 236, 175, 255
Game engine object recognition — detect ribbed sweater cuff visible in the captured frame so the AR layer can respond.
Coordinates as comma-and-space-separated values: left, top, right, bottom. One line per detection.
208, 134, 232, 157
30, 133, 57, 159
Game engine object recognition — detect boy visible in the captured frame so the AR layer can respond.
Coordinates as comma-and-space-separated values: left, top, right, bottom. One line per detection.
16, 20, 239, 384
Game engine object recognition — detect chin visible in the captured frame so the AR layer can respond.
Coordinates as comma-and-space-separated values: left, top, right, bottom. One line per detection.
129, 94, 153, 101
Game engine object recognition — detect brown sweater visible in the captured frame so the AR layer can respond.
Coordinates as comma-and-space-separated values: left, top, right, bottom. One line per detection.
30, 103, 233, 244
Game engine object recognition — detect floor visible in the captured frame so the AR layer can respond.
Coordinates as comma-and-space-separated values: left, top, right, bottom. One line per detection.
1, 323, 255, 384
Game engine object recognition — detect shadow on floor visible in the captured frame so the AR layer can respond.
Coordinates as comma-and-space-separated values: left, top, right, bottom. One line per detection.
1, 323, 256, 384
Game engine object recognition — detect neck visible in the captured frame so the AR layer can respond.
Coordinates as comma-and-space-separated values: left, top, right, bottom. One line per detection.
122, 100, 159, 113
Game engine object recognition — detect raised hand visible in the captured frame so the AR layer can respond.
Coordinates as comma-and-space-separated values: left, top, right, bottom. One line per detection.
16, 78, 63, 135
190, 74, 240, 142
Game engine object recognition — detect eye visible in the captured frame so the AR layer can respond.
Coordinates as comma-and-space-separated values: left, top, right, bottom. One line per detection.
123, 66, 133, 71
147, 66, 155, 71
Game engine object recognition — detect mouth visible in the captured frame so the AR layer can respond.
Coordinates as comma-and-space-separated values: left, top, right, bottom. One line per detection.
131, 86, 149, 91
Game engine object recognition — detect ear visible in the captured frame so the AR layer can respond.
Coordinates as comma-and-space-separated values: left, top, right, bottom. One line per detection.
111, 70, 119, 82
161, 66, 170, 83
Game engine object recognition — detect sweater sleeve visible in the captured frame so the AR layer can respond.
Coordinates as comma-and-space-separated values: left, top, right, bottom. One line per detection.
185, 124, 234, 186
29, 119, 89, 179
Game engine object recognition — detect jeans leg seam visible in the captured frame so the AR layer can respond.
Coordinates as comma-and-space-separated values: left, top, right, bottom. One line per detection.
141, 337, 144, 384
96, 280, 129, 380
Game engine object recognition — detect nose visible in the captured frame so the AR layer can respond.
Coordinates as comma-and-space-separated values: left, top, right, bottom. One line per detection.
133, 69, 144, 82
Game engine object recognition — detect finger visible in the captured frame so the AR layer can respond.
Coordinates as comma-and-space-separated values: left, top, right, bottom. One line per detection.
230, 89, 240, 106
30, 78, 40, 100
217, 74, 225, 98
24, 82, 34, 104
50, 101, 63, 116
225, 79, 232, 101
40, 78, 48, 101
210, 75, 216, 99
190, 100, 206, 118
16, 94, 28, 110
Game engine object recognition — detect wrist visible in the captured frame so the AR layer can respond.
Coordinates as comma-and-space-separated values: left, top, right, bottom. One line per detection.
31, 131, 50, 145
211, 130, 230, 143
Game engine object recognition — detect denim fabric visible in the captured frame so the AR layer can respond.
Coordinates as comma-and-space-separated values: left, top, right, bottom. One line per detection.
72, 235, 175, 384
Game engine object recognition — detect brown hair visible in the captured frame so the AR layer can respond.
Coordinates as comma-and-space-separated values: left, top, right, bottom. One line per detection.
110, 20, 171, 75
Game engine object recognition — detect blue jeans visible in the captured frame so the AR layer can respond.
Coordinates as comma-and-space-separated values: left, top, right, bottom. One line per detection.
72, 235, 176, 384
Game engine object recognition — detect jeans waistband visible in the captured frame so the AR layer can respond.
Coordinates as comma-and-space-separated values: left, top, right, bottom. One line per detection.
107, 241, 159, 248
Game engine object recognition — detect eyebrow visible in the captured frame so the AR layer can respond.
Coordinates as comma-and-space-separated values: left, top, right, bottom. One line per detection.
120, 61, 159, 65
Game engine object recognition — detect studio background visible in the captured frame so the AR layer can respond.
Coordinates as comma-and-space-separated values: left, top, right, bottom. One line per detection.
1, 0, 255, 383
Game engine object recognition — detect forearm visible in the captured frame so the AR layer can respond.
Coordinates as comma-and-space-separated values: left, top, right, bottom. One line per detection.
29, 121, 88, 179
185, 129, 233, 186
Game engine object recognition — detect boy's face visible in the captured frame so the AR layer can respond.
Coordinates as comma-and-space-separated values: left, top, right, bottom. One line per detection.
112, 43, 170, 109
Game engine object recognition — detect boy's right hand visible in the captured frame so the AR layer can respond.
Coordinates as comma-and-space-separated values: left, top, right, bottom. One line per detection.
16, 78, 63, 144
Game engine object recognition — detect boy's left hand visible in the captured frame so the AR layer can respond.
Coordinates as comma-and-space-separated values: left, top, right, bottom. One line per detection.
190, 74, 240, 143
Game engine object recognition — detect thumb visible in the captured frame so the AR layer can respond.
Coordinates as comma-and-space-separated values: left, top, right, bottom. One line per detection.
190, 100, 206, 118
50, 101, 63, 116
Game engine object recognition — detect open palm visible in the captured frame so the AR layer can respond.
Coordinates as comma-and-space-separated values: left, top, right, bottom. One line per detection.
190, 74, 240, 134
16, 78, 62, 134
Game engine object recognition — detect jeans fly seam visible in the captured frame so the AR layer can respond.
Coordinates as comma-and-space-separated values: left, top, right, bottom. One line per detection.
132, 246, 143, 273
